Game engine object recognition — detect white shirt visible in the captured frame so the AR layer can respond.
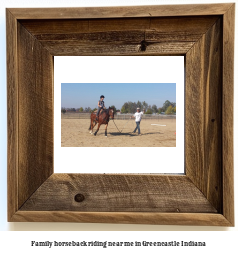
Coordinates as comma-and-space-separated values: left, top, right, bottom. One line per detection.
134, 112, 143, 122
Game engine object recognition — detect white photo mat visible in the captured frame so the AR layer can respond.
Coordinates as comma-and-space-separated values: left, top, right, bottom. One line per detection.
54, 56, 184, 173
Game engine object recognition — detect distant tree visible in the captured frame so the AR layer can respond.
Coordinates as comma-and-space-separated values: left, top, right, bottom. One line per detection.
162, 100, 176, 112
162, 100, 170, 112
125, 102, 130, 112
61, 107, 66, 114
152, 104, 158, 114
84, 107, 91, 113
172, 106, 176, 113
130, 102, 137, 113
124, 101, 133, 113
142, 101, 148, 111
136, 100, 142, 110
145, 108, 153, 114
121, 100, 150, 113
121, 102, 130, 113
158, 107, 162, 114
79, 107, 83, 112
66, 107, 76, 112
165, 105, 173, 115
121, 105, 128, 114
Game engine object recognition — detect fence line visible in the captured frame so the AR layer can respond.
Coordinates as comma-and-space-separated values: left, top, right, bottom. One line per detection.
61, 112, 176, 120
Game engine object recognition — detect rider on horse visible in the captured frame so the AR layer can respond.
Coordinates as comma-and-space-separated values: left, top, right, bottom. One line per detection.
89, 106, 114, 137
96, 95, 105, 121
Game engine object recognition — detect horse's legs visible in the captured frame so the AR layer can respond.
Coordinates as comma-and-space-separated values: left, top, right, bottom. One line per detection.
89, 119, 93, 133
91, 122, 97, 132
105, 124, 108, 137
94, 123, 100, 136
89, 119, 96, 134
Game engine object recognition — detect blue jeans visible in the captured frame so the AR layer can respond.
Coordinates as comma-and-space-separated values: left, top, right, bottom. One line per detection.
96, 107, 103, 117
133, 121, 141, 134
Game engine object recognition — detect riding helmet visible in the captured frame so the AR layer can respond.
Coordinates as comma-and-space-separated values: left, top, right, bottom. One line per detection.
100, 95, 105, 98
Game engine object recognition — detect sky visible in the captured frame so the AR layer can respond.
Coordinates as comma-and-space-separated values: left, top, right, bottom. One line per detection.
61, 83, 176, 109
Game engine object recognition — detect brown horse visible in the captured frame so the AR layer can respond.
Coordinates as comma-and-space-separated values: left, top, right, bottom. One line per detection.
89, 107, 114, 137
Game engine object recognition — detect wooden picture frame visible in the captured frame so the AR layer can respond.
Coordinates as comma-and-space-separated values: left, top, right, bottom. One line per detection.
7, 3, 234, 226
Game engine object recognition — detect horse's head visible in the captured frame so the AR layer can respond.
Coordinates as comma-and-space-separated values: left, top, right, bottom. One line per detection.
109, 107, 114, 119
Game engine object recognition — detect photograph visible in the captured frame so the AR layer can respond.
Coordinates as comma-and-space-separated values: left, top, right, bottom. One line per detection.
61, 83, 176, 147
54, 56, 184, 174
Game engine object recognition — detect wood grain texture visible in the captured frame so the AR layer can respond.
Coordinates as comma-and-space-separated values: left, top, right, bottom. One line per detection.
20, 16, 218, 34
222, 4, 235, 226
19, 17, 218, 56
8, 4, 233, 19
11, 211, 232, 226
17, 23, 54, 208
7, 9, 18, 221
20, 174, 217, 213
186, 18, 223, 212
38, 41, 193, 56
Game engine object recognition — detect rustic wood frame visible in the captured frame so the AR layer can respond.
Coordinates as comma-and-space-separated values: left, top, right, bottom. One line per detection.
7, 4, 234, 226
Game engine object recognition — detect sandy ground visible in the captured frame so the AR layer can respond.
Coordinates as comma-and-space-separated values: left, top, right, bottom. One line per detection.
61, 118, 176, 147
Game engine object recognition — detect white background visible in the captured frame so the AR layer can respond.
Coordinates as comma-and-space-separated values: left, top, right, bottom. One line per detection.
55, 56, 184, 174
0, 0, 237, 253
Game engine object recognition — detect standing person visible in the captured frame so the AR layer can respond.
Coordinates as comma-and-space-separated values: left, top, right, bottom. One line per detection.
130, 108, 145, 135
96, 95, 105, 121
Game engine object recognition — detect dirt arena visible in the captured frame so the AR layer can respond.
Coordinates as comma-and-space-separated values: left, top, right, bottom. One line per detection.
61, 118, 176, 147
